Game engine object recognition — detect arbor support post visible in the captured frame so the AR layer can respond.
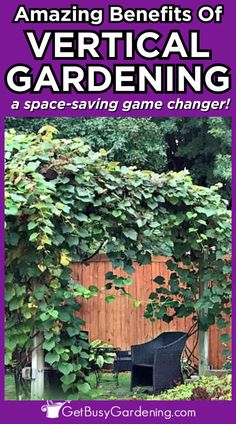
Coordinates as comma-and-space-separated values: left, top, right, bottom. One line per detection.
198, 326, 209, 375
31, 331, 44, 400
198, 278, 209, 376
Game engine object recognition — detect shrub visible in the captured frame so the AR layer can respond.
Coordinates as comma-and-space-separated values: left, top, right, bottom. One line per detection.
153, 375, 231, 400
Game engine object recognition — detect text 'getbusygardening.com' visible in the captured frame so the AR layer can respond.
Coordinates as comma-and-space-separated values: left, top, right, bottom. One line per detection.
43, 404, 197, 420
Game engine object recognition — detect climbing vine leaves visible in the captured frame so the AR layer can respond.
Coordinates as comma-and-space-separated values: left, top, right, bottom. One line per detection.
5, 127, 231, 397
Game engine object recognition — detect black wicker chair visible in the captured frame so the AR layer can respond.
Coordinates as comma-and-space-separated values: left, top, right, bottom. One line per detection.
113, 350, 132, 384
130, 331, 188, 394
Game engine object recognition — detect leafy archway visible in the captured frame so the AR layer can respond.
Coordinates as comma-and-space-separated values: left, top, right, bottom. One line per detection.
5, 127, 231, 398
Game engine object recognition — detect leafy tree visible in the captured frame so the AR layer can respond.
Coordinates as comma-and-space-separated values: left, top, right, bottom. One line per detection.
5, 117, 167, 172
157, 117, 231, 201
6, 117, 231, 200
5, 127, 231, 397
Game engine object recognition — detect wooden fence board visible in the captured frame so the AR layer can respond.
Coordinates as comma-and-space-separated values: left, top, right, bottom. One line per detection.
71, 255, 231, 369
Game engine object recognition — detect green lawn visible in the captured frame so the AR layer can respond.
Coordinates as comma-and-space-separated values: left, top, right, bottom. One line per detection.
5, 374, 17, 400
5, 372, 152, 400
5, 372, 231, 401
81, 372, 156, 400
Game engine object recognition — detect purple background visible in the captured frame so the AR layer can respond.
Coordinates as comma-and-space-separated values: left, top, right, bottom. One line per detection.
0, 0, 235, 423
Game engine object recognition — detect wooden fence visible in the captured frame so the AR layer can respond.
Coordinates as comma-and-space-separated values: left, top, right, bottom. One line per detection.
71, 255, 231, 369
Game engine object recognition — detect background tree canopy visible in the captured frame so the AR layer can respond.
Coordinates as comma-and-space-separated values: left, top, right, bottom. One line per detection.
159, 117, 231, 202
6, 117, 231, 201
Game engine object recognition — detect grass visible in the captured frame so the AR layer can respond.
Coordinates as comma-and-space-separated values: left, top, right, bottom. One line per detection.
5, 374, 17, 400
80, 373, 135, 400
5, 372, 152, 400
5, 372, 232, 401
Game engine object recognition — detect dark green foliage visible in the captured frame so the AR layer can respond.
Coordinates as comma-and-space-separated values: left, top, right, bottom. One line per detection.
5, 117, 167, 172
6, 116, 231, 200
157, 117, 231, 201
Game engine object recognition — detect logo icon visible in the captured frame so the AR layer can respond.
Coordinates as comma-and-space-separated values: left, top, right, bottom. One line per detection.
41, 400, 70, 419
